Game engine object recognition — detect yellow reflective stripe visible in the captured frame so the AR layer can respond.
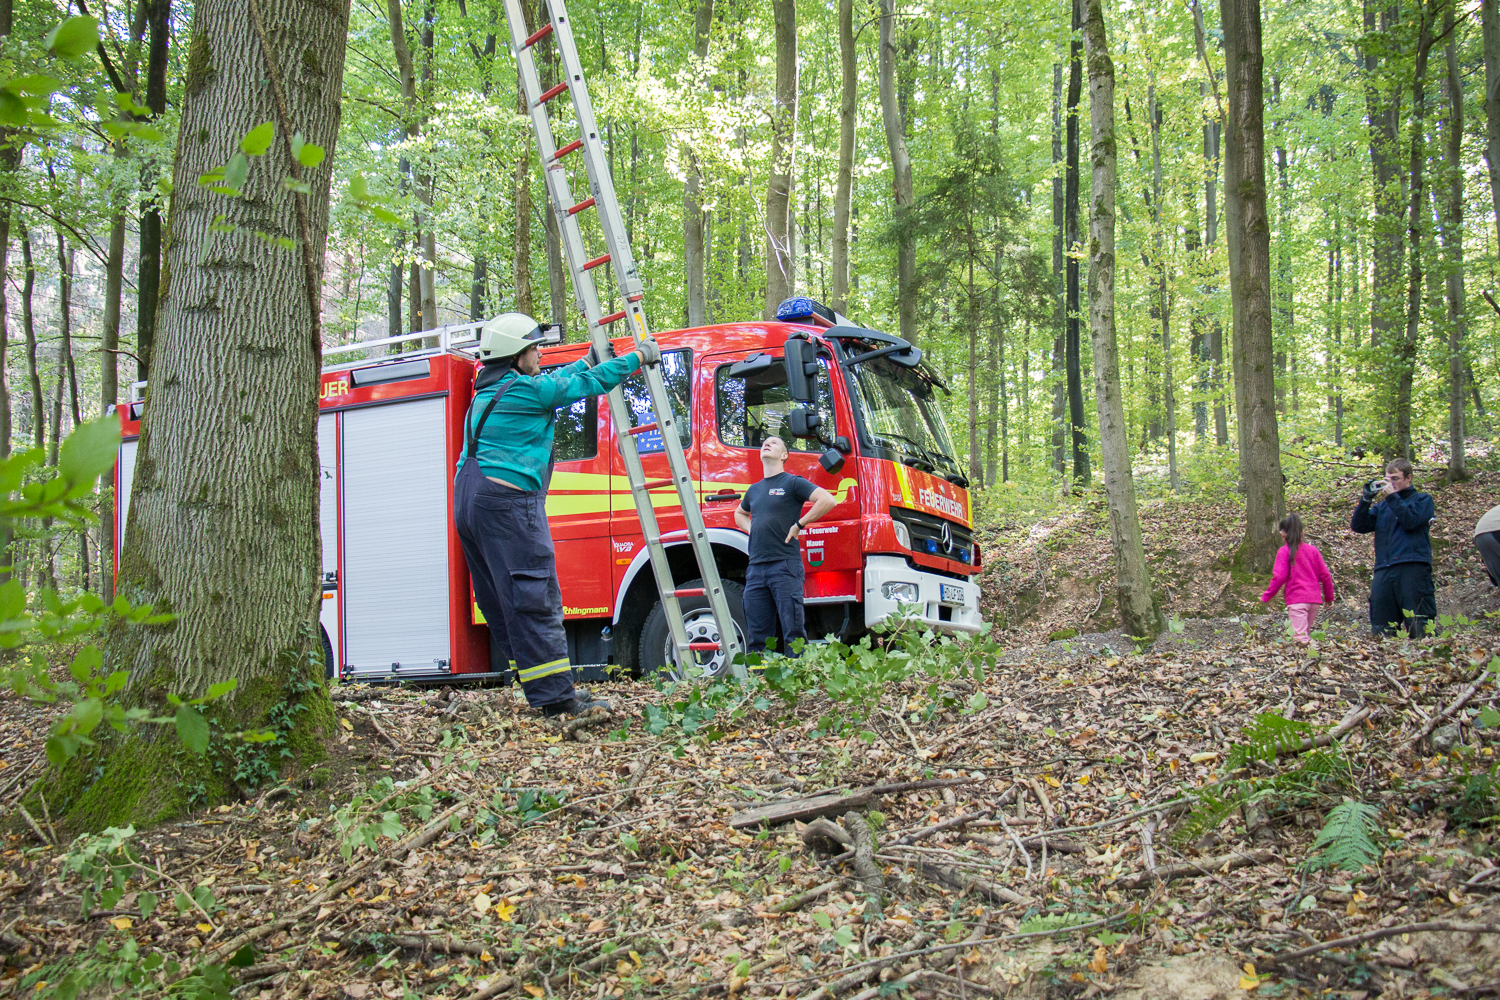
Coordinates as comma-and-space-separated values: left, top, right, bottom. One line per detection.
831, 477, 857, 504
518, 657, 570, 683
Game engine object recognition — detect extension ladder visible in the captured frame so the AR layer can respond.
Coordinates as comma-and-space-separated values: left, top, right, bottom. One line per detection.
500, 0, 747, 681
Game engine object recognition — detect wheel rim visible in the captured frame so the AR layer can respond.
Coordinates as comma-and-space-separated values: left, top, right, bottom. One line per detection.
659, 606, 744, 682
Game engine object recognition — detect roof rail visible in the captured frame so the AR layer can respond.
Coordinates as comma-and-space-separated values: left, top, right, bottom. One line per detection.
320, 321, 486, 372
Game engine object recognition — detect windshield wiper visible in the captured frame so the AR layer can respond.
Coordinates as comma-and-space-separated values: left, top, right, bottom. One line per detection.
872, 430, 940, 472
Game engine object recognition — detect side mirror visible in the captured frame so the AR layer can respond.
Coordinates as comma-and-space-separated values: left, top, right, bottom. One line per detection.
787, 406, 822, 440
819, 448, 846, 474
783, 337, 818, 403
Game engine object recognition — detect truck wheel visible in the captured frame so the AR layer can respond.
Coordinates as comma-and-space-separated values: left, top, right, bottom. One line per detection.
320, 625, 335, 681
638, 579, 747, 682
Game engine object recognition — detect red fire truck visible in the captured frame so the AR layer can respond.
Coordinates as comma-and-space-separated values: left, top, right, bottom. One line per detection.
114, 300, 983, 683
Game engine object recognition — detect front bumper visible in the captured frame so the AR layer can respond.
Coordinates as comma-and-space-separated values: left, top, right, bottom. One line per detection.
863, 554, 983, 634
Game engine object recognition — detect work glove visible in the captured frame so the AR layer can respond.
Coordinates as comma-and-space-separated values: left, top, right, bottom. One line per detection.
585, 341, 616, 368
635, 339, 662, 367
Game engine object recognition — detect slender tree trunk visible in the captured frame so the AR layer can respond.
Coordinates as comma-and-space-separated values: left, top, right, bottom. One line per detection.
1366, 1, 1403, 445
967, 246, 980, 485
1082, 0, 1159, 639
0, 206, 13, 584
878, 0, 915, 341
135, 0, 170, 381
1273, 77, 1294, 416
1331, 210, 1344, 446
1397, 2, 1437, 462
96, 0, 351, 828
1148, 83, 1178, 490
1065, 0, 1090, 489
19, 230, 43, 454
1193, 1, 1229, 448
831, 0, 856, 315
1222, 0, 1285, 572
683, 0, 715, 326
763, 0, 797, 317
1442, 16, 1467, 481
1051, 61, 1066, 477
1482, 0, 1500, 256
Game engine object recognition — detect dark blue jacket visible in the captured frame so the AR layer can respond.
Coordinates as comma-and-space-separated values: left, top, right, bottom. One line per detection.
1350, 487, 1434, 569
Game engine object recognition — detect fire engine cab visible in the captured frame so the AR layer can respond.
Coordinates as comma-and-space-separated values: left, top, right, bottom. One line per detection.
114, 299, 983, 683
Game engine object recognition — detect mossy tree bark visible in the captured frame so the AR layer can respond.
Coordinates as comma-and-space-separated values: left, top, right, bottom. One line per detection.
763, 0, 797, 318
830, 0, 855, 316
1220, 0, 1284, 573
1082, 0, 1160, 641
85, 0, 351, 830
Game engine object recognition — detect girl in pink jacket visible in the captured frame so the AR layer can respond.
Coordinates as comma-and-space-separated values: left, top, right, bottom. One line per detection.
1260, 513, 1335, 644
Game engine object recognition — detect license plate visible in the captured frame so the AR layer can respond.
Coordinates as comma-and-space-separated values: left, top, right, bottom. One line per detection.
940, 583, 964, 605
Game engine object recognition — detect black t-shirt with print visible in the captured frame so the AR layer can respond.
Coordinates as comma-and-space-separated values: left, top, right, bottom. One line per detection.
741, 472, 817, 565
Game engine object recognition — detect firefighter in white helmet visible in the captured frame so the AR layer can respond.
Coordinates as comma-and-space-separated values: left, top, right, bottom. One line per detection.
453, 313, 660, 717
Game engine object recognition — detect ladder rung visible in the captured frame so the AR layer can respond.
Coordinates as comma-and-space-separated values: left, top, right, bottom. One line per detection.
597, 309, 627, 326
537, 81, 569, 105
523, 22, 554, 47
627, 293, 644, 302
674, 588, 705, 598
568, 197, 596, 216
582, 252, 611, 271
553, 139, 583, 160
641, 478, 675, 490
625, 421, 658, 436
687, 642, 723, 651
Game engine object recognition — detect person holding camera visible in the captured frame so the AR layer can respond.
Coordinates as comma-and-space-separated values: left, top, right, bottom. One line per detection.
1350, 458, 1436, 638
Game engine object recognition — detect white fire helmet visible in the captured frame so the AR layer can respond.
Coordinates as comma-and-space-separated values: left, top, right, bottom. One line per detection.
478, 312, 546, 362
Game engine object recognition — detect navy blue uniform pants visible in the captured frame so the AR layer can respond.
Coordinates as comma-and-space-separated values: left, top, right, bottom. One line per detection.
1369, 562, 1436, 638
745, 559, 806, 656
1475, 530, 1500, 586
453, 459, 575, 707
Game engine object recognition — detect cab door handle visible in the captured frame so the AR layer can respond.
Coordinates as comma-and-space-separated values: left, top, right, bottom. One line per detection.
704, 492, 742, 502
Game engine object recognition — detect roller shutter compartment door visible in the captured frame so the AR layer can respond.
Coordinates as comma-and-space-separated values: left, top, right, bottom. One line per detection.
317, 413, 339, 578
116, 438, 139, 555
340, 398, 451, 675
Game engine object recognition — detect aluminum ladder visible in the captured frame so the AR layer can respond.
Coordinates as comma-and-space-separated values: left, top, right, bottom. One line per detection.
500, 0, 746, 681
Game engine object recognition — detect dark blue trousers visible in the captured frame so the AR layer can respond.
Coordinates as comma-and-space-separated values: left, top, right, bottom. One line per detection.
453, 459, 575, 707
745, 559, 806, 656
1369, 562, 1436, 638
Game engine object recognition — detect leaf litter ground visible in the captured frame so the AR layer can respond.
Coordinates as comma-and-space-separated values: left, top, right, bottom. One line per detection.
0, 474, 1498, 999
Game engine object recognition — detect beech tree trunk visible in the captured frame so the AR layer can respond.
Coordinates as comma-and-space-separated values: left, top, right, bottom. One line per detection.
19, 230, 43, 454
1082, 0, 1159, 640
1365, 0, 1403, 442
831, 0, 855, 315
1485, 0, 1500, 257
763, 0, 797, 318
1065, 0, 1090, 489
878, 0, 915, 341
1221, 0, 1284, 573
97, 0, 350, 828
1051, 61, 1066, 477
683, 0, 714, 326
1442, 16, 1466, 481
135, 0, 169, 381
1397, 1, 1437, 462
1193, 0, 1228, 448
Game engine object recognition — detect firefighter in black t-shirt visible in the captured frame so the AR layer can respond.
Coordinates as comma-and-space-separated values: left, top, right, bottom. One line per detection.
735, 436, 837, 655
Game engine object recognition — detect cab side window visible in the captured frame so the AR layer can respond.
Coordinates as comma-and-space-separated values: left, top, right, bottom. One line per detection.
620, 349, 692, 453
716, 358, 835, 452
542, 364, 598, 462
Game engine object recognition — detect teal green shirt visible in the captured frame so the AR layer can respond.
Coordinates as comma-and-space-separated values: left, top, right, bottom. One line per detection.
461, 352, 642, 490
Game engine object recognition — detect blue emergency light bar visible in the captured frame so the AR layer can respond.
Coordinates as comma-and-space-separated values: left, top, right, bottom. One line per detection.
776, 296, 837, 325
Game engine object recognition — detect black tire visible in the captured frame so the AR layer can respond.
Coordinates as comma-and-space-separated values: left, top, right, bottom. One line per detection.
638, 579, 747, 681
320, 625, 335, 680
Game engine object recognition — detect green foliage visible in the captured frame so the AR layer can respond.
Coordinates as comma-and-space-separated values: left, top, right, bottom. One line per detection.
61, 825, 141, 918
1306, 800, 1384, 873
1225, 712, 1318, 770
1017, 913, 1094, 934
332, 776, 441, 861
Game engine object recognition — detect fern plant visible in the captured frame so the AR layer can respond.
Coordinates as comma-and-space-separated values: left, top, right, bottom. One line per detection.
1225, 712, 1319, 771
1307, 800, 1383, 872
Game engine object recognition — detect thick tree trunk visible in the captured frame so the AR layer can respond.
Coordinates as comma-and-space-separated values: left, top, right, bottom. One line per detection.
878, 0, 915, 341
683, 0, 714, 326
1051, 61, 1066, 477
101, 217, 125, 415
1483, 0, 1500, 256
1397, 2, 1437, 462
831, 0, 855, 315
1065, 0, 1089, 489
763, 0, 797, 317
1221, 0, 1284, 573
94, 0, 349, 829
1192, 0, 1228, 448
1443, 21, 1466, 481
1082, 0, 1159, 640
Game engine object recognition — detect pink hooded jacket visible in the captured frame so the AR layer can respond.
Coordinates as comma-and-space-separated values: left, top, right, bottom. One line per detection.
1261, 542, 1335, 606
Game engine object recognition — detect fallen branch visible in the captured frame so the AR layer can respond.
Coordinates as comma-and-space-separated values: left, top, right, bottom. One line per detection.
460, 974, 516, 1000
1261, 920, 1500, 967
1279, 705, 1377, 757
843, 811, 883, 895
624, 755, 653, 805
15, 804, 51, 845
559, 712, 613, 741
887, 810, 986, 847
1412, 667, 1492, 748
801, 818, 852, 856
357, 706, 404, 752
320, 929, 489, 957
1111, 848, 1277, 890
771, 879, 842, 914
794, 932, 935, 1000
911, 857, 1028, 905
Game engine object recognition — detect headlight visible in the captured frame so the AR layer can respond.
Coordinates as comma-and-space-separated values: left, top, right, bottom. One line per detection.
891, 520, 911, 549
881, 581, 920, 603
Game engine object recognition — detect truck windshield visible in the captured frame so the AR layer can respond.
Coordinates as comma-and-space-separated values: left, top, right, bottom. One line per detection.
844, 357, 962, 475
